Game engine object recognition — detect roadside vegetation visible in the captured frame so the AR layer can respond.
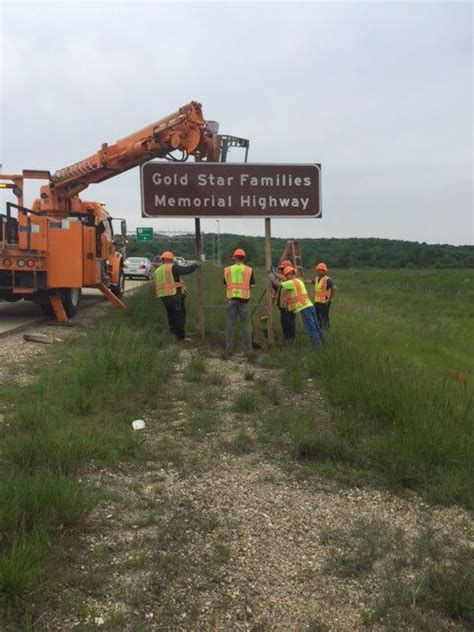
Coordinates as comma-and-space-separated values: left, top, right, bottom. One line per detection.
185, 266, 474, 508
0, 286, 176, 626
128, 233, 474, 268
0, 266, 472, 629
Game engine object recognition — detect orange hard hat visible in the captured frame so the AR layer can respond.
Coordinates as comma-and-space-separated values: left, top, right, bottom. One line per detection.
283, 266, 296, 276
315, 262, 328, 271
161, 251, 174, 260
233, 248, 246, 258
279, 259, 292, 269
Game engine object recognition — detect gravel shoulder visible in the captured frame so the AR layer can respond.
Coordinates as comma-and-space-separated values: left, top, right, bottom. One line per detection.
26, 348, 473, 632
2, 324, 471, 631
0, 305, 114, 394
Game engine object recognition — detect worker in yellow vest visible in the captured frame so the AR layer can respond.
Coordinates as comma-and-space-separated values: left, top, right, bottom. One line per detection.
223, 248, 256, 359
271, 259, 296, 341
311, 262, 337, 330
275, 266, 322, 344
154, 251, 200, 341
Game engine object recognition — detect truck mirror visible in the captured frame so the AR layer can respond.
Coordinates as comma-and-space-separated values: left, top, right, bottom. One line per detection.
121, 220, 127, 237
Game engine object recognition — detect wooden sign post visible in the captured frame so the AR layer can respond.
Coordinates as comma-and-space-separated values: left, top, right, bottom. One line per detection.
194, 218, 205, 339
264, 218, 274, 344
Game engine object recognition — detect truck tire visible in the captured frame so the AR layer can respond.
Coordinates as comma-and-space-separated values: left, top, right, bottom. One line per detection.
39, 292, 54, 317
111, 269, 125, 298
39, 288, 81, 319
61, 288, 82, 318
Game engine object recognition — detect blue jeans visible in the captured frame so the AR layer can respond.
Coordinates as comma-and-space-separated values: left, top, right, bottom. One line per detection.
299, 306, 322, 345
314, 302, 331, 330
279, 308, 296, 340
225, 300, 252, 355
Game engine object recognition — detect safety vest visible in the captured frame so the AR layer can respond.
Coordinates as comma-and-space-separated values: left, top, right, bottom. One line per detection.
224, 264, 252, 300
285, 279, 313, 313
314, 275, 331, 304
154, 263, 182, 298
274, 286, 291, 310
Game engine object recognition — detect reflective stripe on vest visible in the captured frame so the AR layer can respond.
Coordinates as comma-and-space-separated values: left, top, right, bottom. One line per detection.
314, 275, 331, 304
224, 264, 252, 299
286, 278, 312, 313
154, 263, 182, 298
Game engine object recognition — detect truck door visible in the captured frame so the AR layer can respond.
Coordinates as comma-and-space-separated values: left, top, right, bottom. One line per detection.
83, 225, 101, 285
47, 219, 83, 288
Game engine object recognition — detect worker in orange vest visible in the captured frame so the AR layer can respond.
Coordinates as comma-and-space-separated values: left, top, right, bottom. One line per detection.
271, 259, 296, 341
275, 266, 322, 344
223, 248, 256, 359
154, 251, 200, 341
310, 262, 337, 330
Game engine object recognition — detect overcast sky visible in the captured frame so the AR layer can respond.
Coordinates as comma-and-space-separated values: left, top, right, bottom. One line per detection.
1, 1, 472, 245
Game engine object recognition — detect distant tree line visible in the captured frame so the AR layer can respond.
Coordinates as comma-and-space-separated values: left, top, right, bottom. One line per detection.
126, 233, 474, 268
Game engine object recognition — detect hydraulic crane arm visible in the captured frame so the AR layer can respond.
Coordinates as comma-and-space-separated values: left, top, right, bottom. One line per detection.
38, 101, 218, 211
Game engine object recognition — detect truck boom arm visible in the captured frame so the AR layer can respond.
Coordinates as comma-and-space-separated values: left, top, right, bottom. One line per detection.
40, 101, 217, 209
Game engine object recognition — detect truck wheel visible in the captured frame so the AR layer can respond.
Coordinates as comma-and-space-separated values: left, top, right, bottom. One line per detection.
111, 269, 125, 298
61, 288, 82, 318
40, 289, 81, 318
39, 291, 54, 317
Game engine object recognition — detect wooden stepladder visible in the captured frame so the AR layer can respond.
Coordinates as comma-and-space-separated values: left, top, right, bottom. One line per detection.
278, 240, 304, 278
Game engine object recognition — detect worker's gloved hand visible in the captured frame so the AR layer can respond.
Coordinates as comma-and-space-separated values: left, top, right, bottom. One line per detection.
195, 261, 203, 267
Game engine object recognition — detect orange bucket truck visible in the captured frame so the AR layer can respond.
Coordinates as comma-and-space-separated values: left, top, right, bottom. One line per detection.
0, 102, 218, 322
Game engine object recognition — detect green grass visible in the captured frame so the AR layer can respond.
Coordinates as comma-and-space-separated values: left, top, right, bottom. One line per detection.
183, 352, 207, 382
0, 474, 92, 535
186, 410, 220, 438
0, 284, 176, 619
130, 271, 473, 509
184, 266, 474, 507
0, 532, 48, 598
333, 269, 474, 380
321, 518, 403, 578
232, 391, 260, 414
317, 517, 474, 628
366, 527, 474, 628
231, 428, 256, 453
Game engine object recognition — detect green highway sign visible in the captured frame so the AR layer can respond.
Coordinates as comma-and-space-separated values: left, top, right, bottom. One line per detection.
136, 227, 154, 241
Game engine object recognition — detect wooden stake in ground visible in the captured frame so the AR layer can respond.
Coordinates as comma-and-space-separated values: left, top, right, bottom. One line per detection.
195, 218, 205, 339
264, 217, 274, 344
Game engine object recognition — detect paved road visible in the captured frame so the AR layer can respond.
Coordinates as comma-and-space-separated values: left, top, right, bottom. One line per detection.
0, 280, 147, 337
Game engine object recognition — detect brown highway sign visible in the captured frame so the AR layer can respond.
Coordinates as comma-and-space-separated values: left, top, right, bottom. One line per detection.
141, 163, 321, 218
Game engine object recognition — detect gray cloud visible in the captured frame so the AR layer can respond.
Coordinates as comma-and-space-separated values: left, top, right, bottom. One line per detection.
1, 1, 472, 244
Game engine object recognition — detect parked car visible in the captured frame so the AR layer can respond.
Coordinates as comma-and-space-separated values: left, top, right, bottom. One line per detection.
174, 256, 186, 266
123, 257, 153, 279
152, 255, 162, 272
